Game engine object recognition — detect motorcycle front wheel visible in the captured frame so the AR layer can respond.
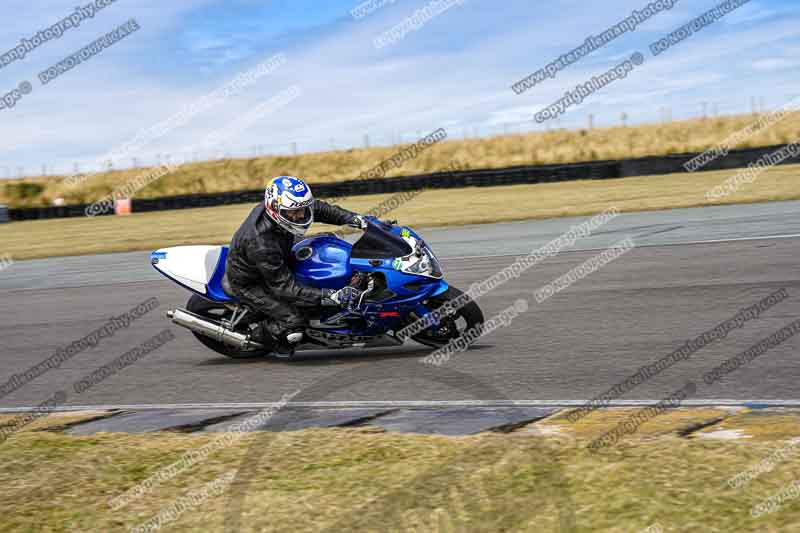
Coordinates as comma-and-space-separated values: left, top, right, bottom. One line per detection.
410, 286, 485, 349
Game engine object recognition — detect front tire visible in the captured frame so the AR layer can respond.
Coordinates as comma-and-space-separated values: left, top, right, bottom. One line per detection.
185, 295, 270, 359
411, 286, 484, 349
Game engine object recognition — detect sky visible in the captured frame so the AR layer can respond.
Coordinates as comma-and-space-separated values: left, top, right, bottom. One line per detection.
0, 0, 797, 177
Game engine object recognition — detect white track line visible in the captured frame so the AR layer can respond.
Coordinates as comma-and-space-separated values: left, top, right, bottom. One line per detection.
444, 233, 800, 261
1, 399, 799, 413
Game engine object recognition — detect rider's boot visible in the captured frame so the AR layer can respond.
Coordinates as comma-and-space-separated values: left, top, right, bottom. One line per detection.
249, 320, 305, 360
272, 330, 304, 360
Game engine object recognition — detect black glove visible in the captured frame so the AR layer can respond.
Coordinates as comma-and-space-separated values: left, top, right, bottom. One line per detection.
322, 286, 363, 308
346, 214, 369, 230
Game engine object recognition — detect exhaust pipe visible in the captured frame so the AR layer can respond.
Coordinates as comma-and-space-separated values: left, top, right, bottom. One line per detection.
167, 308, 263, 350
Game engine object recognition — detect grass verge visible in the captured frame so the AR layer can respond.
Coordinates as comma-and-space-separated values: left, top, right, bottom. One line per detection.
1, 162, 798, 261
1, 420, 799, 532
2, 112, 799, 208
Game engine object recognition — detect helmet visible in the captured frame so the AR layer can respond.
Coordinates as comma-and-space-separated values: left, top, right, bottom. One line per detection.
264, 176, 314, 236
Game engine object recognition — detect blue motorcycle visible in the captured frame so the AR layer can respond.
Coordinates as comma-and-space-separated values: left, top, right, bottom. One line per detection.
151, 217, 484, 359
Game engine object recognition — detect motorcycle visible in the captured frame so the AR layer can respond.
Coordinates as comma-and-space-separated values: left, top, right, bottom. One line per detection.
150, 216, 484, 359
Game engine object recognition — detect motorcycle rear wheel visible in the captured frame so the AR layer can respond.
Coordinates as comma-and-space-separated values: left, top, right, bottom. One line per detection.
186, 295, 271, 359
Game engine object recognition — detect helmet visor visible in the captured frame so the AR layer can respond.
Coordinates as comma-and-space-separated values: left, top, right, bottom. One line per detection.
278, 205, 312, 226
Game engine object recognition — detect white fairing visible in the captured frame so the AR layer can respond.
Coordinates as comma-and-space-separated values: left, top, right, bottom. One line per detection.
151, 246, 223, 295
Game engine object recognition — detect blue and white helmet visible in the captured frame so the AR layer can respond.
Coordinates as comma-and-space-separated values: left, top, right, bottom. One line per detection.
264, 176, 314, 236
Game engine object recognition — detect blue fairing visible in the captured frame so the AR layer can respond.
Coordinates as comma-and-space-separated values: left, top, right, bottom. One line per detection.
206, 247, 237, 303
292, 234, 353, 289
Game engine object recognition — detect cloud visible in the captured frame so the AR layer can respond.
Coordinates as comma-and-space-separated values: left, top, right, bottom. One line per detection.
1, 0, 798, 176
752, 57, 797, 72
722, 1, 781, 25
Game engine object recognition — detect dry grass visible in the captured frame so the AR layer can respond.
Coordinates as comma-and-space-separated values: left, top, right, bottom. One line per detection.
3, 112, 799, 208
1, 416, 799, 532
1, 161, 798, 261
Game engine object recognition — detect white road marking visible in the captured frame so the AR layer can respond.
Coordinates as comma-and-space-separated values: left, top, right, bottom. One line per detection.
1, 399, 800, 412
445, 233, 800, 261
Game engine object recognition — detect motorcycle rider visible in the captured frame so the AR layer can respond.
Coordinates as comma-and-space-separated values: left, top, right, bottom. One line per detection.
225, 175, 368, 359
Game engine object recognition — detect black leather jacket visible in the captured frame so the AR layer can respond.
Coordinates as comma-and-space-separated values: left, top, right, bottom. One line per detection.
226, 200, 357, 304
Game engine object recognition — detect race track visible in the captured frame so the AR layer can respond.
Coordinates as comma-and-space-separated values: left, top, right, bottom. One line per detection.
1, 200, 799, 409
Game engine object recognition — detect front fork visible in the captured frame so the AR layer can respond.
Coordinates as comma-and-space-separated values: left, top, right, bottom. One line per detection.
413, 303, 441, 329
412, 280, 451, 331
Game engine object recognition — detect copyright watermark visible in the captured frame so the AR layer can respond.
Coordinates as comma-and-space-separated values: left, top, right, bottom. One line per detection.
0, 81, 32, 111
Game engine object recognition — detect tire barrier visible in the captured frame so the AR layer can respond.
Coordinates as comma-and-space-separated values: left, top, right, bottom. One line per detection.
9, 202, 114, 221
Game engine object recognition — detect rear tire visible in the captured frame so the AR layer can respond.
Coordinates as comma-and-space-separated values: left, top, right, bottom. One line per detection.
411, 286, 484, 349
186, 295, 270, 359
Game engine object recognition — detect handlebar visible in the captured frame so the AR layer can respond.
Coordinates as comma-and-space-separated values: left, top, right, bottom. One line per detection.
365, 215, 397, 227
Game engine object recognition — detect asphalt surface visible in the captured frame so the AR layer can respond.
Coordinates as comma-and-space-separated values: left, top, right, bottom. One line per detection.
1, 200, 799, 409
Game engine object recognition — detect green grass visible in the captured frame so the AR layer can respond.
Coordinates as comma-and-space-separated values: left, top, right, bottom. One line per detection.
1, 418, 799, 532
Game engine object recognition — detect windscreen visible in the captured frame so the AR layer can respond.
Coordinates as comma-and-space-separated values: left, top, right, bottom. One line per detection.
350, 222, 413, 259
